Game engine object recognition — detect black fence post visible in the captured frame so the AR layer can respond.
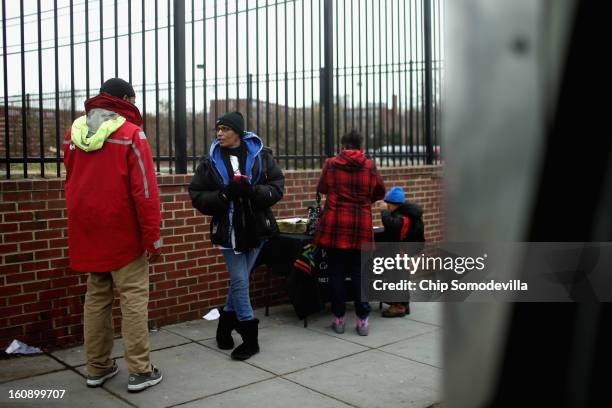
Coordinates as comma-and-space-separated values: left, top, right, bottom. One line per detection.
424, 0, 434, 164
323, 0, 334, 158
174, 0, 187, 174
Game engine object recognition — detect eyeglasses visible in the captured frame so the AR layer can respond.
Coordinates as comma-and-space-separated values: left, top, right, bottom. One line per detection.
215, 125, 232, 132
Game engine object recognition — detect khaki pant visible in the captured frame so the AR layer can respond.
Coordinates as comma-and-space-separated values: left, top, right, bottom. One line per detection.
84, 254, 151, 376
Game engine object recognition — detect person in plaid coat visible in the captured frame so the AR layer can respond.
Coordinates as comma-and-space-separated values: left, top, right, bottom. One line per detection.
313, 130, 386, 336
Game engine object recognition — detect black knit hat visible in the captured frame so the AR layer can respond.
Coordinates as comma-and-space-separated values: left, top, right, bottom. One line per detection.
100, 78, 136, 99
215, 111, 245, 136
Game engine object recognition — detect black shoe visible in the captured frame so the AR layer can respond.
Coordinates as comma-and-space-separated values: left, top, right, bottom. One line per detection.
231, 318, 260, 361
216, 308, 237, 350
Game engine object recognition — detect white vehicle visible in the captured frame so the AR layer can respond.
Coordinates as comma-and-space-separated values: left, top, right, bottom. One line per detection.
370, 144, 441, 166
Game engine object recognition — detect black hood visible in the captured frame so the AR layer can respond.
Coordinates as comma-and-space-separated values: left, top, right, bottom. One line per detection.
397, 202, 423, 219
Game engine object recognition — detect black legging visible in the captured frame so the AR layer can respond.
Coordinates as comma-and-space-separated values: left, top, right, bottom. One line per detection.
326, 248, 371, 319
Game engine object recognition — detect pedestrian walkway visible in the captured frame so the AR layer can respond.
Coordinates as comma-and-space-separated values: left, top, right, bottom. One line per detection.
0, 303, 442, 408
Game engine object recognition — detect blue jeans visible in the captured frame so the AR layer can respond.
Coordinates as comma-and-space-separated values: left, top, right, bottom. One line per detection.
221, 242, 264, 321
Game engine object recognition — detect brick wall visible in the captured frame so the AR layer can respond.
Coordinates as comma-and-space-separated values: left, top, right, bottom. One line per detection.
0, 165, 443, 349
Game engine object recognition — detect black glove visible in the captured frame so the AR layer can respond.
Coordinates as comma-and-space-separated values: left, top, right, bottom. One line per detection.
219, 185, 237, 203
235, 182, 255, 198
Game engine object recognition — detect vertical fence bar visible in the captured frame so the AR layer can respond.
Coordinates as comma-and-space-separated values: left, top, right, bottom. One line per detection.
100, 0, 104, 84
85, 1, 89, 99
236, 0, 239, 110
320, 0, 326, 167
408, 0, 414, 165
155, 0, 160, 172
266, 1, 270, 148
128, 0, 132, 83
275, 1, 279, 158
370, 0, 375, 161
397, 0, 402, 167
225, 0, 228, 112
302, 0, 306, 169
142, 0, 147, 136
350, 0, 354, 130
404, 0, 409, 166
2, 0, 9, 178
423, 0, 433, 164
245, 1, 249, 128
214, 1, 218, 120
310, 0, 314, 168
203, 0, 208, 150
334, 0, 339, 150
377, 0, 382, 165
384, 0, 389, 167
342, 0, 346, 138
191, 0, 195, 171
54, 0, 60, 176
70, 0, 75, 121
168, 0, 173, 173
38, 0, 44, 176
364, 0, 369, 156
358, 0, 362, 133
20, 0, 27, 177
323, 0, 334, 158
255, 0, 260, 137
436, 0, 442, 162
391, 0, 396, 167
293, 0, 297, 169
174, 0, 186, 173
114, 0, 118, 76
284, 1, 289, 168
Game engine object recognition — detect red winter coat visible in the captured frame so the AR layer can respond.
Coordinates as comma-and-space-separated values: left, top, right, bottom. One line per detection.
64, 93, 161, 272
312, 150, 386, 250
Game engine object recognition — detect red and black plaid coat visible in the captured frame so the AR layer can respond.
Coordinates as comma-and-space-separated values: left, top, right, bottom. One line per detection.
312, 150, 386, 250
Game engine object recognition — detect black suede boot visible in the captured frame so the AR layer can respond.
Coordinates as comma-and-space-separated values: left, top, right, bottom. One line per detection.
231, 319, 260, 360
216, 308, 236, 350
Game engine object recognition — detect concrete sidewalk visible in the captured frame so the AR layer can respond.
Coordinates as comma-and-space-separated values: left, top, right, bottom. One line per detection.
0, 303, 442, 408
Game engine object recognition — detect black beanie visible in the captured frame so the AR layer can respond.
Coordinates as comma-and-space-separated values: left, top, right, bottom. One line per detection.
100, 78, 136, 99
215, 111, 245, 136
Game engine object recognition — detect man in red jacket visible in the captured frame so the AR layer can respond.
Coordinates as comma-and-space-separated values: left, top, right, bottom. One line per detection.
64, 78, 163, 392
313, 130, 386, 336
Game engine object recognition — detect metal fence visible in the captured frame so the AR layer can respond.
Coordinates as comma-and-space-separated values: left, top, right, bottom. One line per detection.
0, 0, 443, 179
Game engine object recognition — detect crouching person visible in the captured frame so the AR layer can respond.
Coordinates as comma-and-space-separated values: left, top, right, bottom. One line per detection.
380, 186, 425, 317
64, 78, 163, 392
189, 111, 284, 360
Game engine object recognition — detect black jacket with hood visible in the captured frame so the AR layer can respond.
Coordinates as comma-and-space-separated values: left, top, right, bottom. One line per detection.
189, 132, 284, 251
380, 201, 425, 243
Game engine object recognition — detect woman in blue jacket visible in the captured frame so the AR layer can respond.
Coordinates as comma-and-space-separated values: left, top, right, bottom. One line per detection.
189, 111, 284, 360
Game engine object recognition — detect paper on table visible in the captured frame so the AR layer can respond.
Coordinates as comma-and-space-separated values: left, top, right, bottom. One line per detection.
203, 308, 220, 321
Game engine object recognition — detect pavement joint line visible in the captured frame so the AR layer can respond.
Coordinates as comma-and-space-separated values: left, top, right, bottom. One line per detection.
369, 327, 442, 349
279, 376, 361, 408
192, 339, 285, 379
166, 376, 279, 408
42, 351, 139, 408
376, 348, 443, 370
158, 327, 215, 343
301, 321, 420, 350
0, 364, 67, 385
276, 348, 372, 377
406, 316, 442, 327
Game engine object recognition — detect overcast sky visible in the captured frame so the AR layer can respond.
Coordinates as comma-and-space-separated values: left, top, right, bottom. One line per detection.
0, 0, 444, 114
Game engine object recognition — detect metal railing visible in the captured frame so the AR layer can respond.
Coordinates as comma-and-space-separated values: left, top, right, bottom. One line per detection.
0, 0, 443, 178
